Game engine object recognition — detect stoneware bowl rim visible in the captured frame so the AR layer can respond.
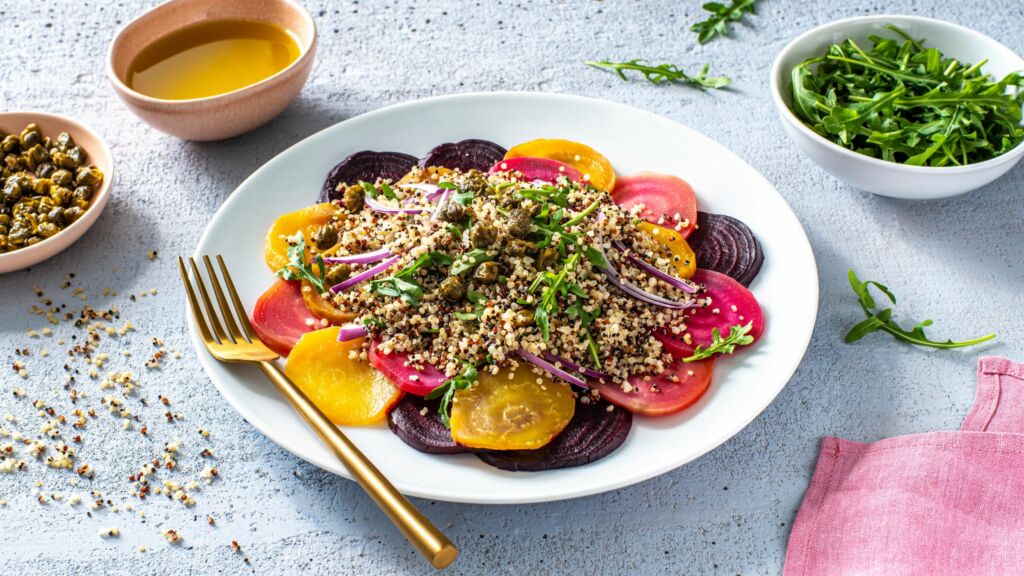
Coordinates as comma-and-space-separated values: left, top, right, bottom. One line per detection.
770, 14, 1024, 174
0, 111, 114, 273
105, 0, 317, 106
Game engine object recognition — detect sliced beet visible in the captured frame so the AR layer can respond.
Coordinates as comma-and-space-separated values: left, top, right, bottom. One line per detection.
488, 156, 585, 184
475, 399, 632, 472
388, 395, 471, 455
687, 212, 763, 286
420, 139, 506, 172
369, 341, 446, 396
598, 358, 715, 416
318, 151, 418, 203
655, 269, 765, 359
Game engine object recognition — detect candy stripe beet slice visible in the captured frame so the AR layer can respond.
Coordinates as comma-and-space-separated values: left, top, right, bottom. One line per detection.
488, 156, 585, 184
688, 212, 764, 286
420, 139, 507, 172
368, 341, 446, 396
388, 395, 470, 455
656, 269, 765, 359
476, 399, 632, 472
318, 150, 418, 203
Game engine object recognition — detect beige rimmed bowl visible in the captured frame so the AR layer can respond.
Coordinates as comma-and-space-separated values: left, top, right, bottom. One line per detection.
0, 112, 114, 274
107, 0, 317, 141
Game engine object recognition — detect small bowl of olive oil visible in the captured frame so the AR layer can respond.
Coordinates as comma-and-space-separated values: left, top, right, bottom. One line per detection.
107, 0, 316, 141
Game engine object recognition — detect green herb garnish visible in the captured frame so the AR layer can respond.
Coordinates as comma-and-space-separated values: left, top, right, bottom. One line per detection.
425, 362, 479, 428
454, 291, 487, 322
275, 234, 328, 293
683, 323, 754, 362
530, 252, 583, 341
585, 60, 731, 89
845, 269, 996, 349
359, 180, 398, 201
370, 251, 452, 306
450, 248, 494, 276
690, 0, 757, 44
791, 25, 1024, 166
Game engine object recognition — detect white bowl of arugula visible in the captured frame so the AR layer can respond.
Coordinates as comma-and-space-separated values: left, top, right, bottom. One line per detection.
770, 15, 1024, 199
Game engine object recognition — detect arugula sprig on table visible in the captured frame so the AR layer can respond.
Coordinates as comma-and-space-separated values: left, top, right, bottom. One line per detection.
845, 269, 996, 349
790, 25, 1024, 166
684, 323, 754, 362
275, 234, 328, 293
585, 60, 732, 89
690, 0, 757, 44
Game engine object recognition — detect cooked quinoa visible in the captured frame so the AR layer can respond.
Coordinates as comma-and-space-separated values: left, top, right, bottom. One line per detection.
300, 167, 707, 383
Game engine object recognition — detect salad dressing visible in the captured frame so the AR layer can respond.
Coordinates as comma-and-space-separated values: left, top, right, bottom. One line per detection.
127, 19, 300, 100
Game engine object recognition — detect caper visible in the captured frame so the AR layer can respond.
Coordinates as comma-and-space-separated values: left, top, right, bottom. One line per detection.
51, 169, 72, 187
24, 236, 42, 247
25, 144, 48, 170
75, 166, 102, 188
63, 207, 84, 224
438, 276, 466, 303
33, 178, 53, 197
68, 146, 87, 166
38, 221, 61, 238
468, 222, 497, 248
506, 208, 533, 238
52, 151, 77, 170
72, 185, 92, 203
506, 239, 537, 257
473, 261, 500, 284
536, 247, 559, 271
323, 264, 352, 287
340, 185, 364, 211
437, 200, 465, 223
1, 135, 20, 154
462, 169, 489, 194
36, 163, 55, 178
55, 131, 75, 152
512, 309, 535, 327
2, 181, 22, 204
19, 124, 41, 148
310, 223, 339, 250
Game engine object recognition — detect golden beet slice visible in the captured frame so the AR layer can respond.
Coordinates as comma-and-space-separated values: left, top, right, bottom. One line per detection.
450, 365, 575, 451
284, 327, 402, 426
638, 221, 696, 280
505, 138, 616, 191
264, 203, 340, 272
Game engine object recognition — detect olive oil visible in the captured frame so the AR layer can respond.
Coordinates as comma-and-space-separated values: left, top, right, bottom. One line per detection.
127, 19, 300, 100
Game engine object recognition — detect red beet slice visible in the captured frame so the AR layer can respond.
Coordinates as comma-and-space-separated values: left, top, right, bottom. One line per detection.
420, 139, 506, 172
388, 395, 470, 455
318, 150, 418, 203
655, 269, 764, 359
611, 172, 698, 237
476, 398, 632, 471
249, 280, 316, 357
598, 358, 715, 416
369, 342, 446, 396
688, 212, 763, 286
488, 157, 584, 184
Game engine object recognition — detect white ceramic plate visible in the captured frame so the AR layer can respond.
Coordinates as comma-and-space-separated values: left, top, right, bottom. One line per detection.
191, 92, 818, 504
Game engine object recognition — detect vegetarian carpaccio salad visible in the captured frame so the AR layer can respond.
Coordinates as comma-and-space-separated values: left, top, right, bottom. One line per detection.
253, 138, 765, 472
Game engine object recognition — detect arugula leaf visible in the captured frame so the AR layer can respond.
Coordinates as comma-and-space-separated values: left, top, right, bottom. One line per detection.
690, 0, 757, 44
275, 234, 328, 293
845, 269, 996, 349
566, 301, 602, 368
683, 323, 754, 362
369, 276, 424, 306
394, 251, 453, 280
790, 25, 1024, 166
450, 249, 494, 276
359, 180, 398, 201
425, 362, 479, 428
454, 291, 487, 322
530, 252, 582, 341
585, 60, 731, 89
583, 245, 608, 269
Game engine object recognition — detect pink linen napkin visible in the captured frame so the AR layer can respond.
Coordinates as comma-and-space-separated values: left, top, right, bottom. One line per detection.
784, 357, 1024, 576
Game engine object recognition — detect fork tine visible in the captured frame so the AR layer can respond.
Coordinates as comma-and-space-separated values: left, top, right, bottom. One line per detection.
189, 257, 229, 344
216, 255, 258, 341
203, 256, 245, 342
178, 257, 215, 346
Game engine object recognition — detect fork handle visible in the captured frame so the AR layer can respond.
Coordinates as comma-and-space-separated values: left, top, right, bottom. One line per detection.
258, 361, 458, 569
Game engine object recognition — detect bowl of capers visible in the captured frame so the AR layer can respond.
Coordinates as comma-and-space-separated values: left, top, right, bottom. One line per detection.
0, 112, 112, 273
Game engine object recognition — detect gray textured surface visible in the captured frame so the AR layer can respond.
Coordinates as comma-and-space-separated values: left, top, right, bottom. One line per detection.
2, 1, 1023, 574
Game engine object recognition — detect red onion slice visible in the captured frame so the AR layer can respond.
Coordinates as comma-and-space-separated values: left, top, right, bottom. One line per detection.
365, 194, 429, 215
542, 351, 611, 383
337, 324, 368, 342
323, 247, 392, 265
330, 255, 401, 293
612, 240, 698, 294
597, 246, 698, 310
517, 349, 587, 389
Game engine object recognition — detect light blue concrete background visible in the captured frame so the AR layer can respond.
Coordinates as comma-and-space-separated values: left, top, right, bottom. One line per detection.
1, 1, 1022, 574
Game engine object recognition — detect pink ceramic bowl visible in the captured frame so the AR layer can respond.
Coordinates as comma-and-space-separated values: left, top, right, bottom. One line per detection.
106, 0, 317, 141
0, 112, 114, 274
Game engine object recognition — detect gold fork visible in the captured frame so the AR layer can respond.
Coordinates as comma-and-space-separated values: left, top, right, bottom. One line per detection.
178, 255, 457, 569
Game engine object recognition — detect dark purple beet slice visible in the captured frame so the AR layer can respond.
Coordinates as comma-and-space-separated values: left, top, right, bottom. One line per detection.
476, 399, 632, 472
419, 139, 506, 172
688, 212, 764, 287
387, 395, 471, 455
318, 151, 418, 203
